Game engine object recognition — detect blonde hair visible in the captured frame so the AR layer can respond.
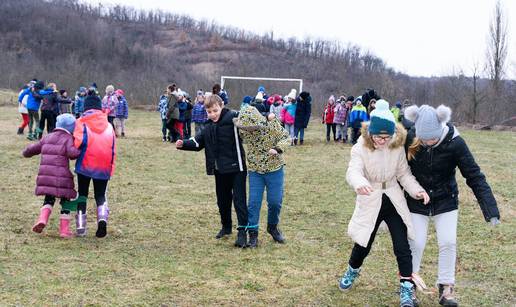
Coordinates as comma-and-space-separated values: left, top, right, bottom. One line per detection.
407, 137, 422, 161
106, 85, 115, 94
48, 83, 57, 90
204, 94, 223, 108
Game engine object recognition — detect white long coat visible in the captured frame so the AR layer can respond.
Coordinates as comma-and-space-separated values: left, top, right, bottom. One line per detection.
346, 124, 425, 247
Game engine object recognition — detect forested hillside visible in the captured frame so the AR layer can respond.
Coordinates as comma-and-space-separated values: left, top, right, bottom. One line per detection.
1, 0, 514, 123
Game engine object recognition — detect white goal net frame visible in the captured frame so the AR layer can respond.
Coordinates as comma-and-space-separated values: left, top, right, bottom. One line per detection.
220, 76, 303, 95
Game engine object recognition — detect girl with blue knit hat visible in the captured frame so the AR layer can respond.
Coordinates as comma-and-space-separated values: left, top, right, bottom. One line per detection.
404, 104, 501, 306
339, 99, 430, 307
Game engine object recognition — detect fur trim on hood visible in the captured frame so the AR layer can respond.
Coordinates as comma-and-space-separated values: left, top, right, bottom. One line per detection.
360, 122, 407, 151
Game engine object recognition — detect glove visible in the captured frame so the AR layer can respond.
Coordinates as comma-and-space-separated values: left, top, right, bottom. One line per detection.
489, 217, 500, 226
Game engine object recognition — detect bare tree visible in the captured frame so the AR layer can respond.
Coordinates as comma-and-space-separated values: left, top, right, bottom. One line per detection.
485, 0, 509, 93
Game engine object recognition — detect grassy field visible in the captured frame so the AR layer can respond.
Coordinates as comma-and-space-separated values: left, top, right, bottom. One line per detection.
0, 106, 514, 306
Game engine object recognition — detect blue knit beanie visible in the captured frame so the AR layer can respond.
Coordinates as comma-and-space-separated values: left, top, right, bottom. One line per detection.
368, 99, 396, 135
56, 114, 76, 134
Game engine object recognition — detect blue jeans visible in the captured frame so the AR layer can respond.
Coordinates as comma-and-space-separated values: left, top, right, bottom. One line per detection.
294, 127, 305, 140
248, 167, 284, 229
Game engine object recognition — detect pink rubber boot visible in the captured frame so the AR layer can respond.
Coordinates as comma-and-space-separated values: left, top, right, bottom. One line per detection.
32, 204, 53, 233
59, 214, 73, 238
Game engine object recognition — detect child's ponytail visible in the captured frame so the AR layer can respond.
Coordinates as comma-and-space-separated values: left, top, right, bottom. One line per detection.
407, 138, 421, 161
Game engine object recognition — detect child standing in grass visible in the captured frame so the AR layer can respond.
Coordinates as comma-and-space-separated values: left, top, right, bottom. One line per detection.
114, 89, 129, 138
175, 94, 248, 248
73, 94, 116, 238
192, 90, 208, 136
404, 104, 501, 307
234, 105, 290, 248
339, 100, 429, 307
23, 114, 80, 238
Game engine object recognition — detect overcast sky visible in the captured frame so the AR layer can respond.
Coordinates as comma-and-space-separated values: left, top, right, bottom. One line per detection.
85, 0, 516, 79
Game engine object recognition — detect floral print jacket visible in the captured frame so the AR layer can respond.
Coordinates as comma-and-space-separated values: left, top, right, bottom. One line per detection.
234, 106, 289, 173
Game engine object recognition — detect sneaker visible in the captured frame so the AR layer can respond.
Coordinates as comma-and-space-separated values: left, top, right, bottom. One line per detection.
215, 227, 232, 239
338, 265, 360, 291
162, 137, 167, 142
438, 284, 458, 306
267, 224, 285, 243
400, 281, 415, 307
234, 229, 247, 248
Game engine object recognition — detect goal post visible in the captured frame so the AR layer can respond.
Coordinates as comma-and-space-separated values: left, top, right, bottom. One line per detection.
220, 76, 303, 106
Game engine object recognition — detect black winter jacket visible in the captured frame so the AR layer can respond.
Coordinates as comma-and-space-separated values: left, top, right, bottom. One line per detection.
180, 108, 246, 175
294, 94, 312, 129
404, 124, 500, 221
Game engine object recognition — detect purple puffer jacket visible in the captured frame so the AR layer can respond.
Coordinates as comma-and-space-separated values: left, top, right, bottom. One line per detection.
23, 128, 81, 199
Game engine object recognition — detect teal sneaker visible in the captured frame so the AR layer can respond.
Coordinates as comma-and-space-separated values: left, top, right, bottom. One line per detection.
338, 265, 360, 291
400, 281, 415, 307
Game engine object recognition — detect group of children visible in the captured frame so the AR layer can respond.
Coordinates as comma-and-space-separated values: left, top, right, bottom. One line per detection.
339, 99, 500, 306
18, 80, 129, 140
21, 80, 502, 306
23, 82, 117, 238
175, 93, 289, 247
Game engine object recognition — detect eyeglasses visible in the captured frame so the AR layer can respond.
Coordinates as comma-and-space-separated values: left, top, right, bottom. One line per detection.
372, 135, 392, 141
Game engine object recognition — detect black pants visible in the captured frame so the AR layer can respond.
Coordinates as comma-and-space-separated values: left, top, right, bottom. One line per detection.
351, 127, 361, 144
44, 195, 69, 214
77, 173, 108, 213
214, 170, 248, 229
348, 194, 413, 277
39, 110, 56, 135
184, 119, 192, 139
107, 116, 115, 132
326, 123, 336, 141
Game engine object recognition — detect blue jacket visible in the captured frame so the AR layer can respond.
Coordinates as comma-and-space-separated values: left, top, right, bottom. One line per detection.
218, 91, 229, 105
74, 95, 85, 115
177, 100, 188, 122
158, 95, 169, 120
115, 96, 129, 118
19, 88, 43, 111
349, 105, 369, 129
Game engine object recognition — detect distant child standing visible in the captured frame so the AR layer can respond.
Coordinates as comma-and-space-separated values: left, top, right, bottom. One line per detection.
280, 91, 297, 145
74, 94, 116, 238
333, 96, 352, 143
192, 90, 208, 136
23, 114, 81, 238
74, 87, 87, 118
176, 94, 248, 248
17, 84, 31, 135
114, 89, 129, 137
102, 85, 118, 130
348, 97, 368, 144
322, 95, 336, 142
339, 100, 429, 307
158, 88, 170, 141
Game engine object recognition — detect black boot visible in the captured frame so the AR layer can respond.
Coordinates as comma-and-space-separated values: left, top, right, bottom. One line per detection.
438, 284, 458, 306
299, 139, 304, 145
267, 224, 285, 243
248, 230, 258, 248
17, 127, 23, 135
234, 228, 247, 248
215, 226, 232, 239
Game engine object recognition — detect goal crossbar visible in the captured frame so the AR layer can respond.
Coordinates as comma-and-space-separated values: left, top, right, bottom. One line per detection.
221, 76, 303, 93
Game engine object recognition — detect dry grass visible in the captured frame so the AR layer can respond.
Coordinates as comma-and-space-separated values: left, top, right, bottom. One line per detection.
0, 106, 514, 306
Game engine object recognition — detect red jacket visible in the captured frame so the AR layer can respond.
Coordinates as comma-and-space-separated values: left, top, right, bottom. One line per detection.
23, 128, 80, 199
322, 103, 335, 124
74, 110, 116, 180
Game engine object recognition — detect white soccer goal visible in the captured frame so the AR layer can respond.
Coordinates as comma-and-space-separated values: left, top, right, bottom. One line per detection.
220, 76, 303, 105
